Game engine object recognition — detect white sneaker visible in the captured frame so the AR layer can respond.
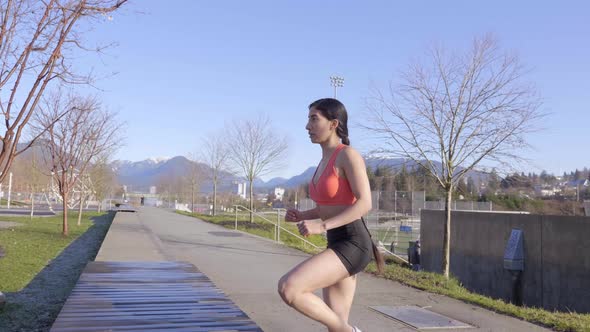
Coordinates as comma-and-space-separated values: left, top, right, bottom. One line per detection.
352, 327, 362, 332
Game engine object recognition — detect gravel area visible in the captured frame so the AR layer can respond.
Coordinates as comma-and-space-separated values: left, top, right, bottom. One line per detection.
0, 212, 114, 332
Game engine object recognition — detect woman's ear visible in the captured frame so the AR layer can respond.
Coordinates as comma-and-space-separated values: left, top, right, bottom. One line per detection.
330, 119, 339, 130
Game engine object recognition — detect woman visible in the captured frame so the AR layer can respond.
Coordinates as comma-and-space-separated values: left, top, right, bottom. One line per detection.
278, 98, 384, 332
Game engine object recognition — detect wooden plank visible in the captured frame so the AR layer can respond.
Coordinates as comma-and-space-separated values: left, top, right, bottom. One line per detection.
51, 261, 263, 332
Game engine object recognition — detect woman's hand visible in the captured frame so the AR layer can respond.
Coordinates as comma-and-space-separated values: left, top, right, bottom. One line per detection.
297, 220, 326, 237
285, 208, 302, 222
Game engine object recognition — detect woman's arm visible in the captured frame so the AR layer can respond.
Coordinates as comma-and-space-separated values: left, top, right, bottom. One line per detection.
321, 147, 372, 231
285, 206, 320, 222
300, 206, 320, 220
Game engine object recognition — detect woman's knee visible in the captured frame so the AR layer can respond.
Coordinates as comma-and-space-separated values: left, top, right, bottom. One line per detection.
277, 275, 299, 306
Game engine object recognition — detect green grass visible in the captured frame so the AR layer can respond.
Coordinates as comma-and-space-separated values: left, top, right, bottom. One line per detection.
0, 212, 107, 292
177, 211, 326, 254
365, 261, 590, 332
0, 211, 114, 331
0, 198, 27, 207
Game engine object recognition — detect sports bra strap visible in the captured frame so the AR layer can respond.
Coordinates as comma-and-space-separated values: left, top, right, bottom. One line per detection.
327, 144, 346, 168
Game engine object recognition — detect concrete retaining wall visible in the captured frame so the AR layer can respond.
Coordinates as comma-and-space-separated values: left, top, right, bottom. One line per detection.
421, 210, 590, 313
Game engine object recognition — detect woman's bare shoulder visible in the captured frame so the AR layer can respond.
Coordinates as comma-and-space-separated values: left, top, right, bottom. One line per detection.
337, 145, 365, 166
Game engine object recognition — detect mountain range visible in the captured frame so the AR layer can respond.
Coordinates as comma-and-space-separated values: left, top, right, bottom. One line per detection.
8, 140, 490, 193
113, 156, 490, 193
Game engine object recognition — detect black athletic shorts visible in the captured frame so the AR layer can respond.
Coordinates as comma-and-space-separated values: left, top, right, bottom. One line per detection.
327, 219, 373, 275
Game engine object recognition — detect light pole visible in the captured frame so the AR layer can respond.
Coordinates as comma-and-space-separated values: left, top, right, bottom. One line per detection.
330, 76, 344, 98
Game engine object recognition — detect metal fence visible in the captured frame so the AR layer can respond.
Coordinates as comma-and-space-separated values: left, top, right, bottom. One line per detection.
368, 191, 493, 257
364, 211, 421, 256
424, 200, 492, 211
176, 190, 493, 259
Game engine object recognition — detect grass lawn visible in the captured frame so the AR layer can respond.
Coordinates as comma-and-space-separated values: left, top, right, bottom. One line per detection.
0, 199, 27, 207
179, 210, 589, 332
0, 211, 114, 331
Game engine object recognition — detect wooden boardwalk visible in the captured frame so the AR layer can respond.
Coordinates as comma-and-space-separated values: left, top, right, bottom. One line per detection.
50, 261, 262, 332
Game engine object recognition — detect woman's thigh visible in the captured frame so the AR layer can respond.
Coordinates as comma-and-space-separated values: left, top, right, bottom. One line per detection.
280, 249, 350, 293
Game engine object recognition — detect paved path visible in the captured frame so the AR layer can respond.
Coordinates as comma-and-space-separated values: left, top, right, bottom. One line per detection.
96, 207, 551, 332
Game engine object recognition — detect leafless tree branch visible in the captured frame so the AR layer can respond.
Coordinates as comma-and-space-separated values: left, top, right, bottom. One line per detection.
362, 34, 543, 277
0, 0, 128, 184
227, 115, 288, 221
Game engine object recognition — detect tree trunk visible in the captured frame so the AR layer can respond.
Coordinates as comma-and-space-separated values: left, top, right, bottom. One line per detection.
30, 191, 34, 219
442, 186, 452, 278
191, 184, 195, 213
62, 193, 69, 236
249, 180, 254, 223
213, 181, 217, 216
77, 193, 84, 226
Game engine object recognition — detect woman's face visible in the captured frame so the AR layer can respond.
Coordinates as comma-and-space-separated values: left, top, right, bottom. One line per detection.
306, 108, 336, 143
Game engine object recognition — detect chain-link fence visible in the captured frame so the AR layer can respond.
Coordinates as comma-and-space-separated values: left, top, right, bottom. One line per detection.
424, 200, 492, 211
367, 191, 492, 257
270, 191, 493, 259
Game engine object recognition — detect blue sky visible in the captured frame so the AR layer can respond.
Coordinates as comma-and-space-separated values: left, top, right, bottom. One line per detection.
79, 1, 589, 180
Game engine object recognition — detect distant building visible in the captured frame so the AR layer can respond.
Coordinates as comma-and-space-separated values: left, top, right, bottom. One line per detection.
534, 185, 561, 197
274, 187, 285, 201
256, 193, 267, 202
149, 186, 157, 195
237, 182, 247, 199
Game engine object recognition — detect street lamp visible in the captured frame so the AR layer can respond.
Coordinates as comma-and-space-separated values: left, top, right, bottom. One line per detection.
330, 76, 344, 98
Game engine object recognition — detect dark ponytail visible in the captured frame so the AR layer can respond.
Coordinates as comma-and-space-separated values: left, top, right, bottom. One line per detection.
337, 128, 350, 146
371, 242, 385, 275
360, 217, 385, 275
309, 98, 350, 145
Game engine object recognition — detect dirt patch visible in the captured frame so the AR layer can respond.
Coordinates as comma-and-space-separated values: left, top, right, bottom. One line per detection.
0, 221, 21, 229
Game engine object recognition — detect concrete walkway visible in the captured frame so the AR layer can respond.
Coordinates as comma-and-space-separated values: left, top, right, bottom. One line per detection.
96, 207, 552, 332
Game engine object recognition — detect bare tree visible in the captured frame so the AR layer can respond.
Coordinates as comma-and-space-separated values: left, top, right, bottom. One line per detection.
26, 149, 47, 218
228, 115, 288, 222
88, 154, 117, 212
156, 171, 185, 208
35, 92, 122, 236
10, 146, 50, 217
186, 153, 206, 213
201, 131, 229, 216
363, 35, 542, 278
0, 0, 127, 186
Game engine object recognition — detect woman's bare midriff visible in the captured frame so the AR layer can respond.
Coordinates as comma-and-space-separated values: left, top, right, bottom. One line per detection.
317, 204, 350, 221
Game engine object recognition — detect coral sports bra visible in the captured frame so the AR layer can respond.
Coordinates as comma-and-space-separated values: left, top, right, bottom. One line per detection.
309, 144, 357, 206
